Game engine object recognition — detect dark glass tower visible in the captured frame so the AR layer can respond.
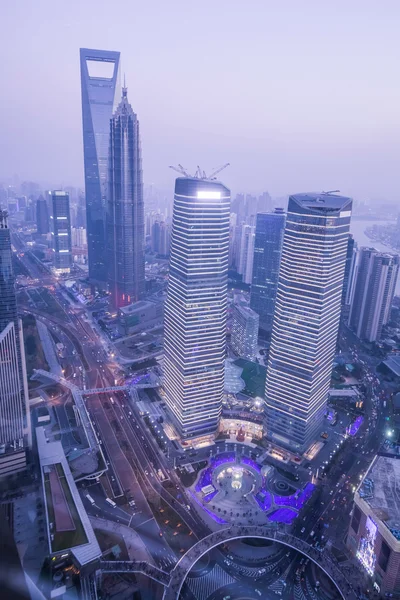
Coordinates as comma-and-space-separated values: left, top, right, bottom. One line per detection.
0, 209, 18, 334
80, 48, 121, 286
250, 208, 286, 333
0, 209, 30, 466
36, 196, 49, 234
51, 191, 73, 274
107, 87, 145, 308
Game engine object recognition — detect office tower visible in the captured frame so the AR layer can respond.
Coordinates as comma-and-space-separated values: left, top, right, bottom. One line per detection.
51, 191, 72, 274
228, 213, 237, 268
265, 192, 352, 452
257, 191, 272, 213
250, 208, 286, 333
152, 220, 170, 257
80, 48, 121, 286
0, 209, 30, 475
231, 304, 259, 361
341, 234, 358, 320
107, 87, 145, 309
0, 323, 27, 476
238, 224, 255, 284
348, 249, 399, 342
36, 195, 49, 234
71, 227, 87, 248
164, 177, 230, 440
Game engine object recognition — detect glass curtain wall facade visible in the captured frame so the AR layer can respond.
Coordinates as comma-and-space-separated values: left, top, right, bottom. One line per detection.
349, 249, 399, 342
36, 196, 49, 234
163, 177, 230, 439
51, 191, 72, 273
250, 208, 286, 332
0, 323, 25, 455
107, 87, 144, 308
80, 48, 121, 286
0, 209, 31, 461
265, 193, 352, 452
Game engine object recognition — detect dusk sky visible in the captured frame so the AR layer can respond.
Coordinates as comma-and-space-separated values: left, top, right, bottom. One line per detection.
1, 0, 399, 200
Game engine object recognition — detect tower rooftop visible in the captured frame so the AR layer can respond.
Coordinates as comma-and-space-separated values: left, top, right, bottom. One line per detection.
290, 192, 352, 212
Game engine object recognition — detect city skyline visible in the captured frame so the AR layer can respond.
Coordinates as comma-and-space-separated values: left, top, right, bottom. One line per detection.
1, 2, 400, 201
1, 4, 400, 599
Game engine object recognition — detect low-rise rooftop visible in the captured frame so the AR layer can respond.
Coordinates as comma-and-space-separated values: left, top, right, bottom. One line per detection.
37, 427, 101, 566
359, 456, 400, 540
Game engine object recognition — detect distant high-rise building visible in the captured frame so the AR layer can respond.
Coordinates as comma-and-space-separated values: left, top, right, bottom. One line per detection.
151, 220, 170, 257
231, 304, 259, 361
348, 248, 399, 342
71, 227, 87, 249
341, 234, 358, 320
164, 177, 230, 440
265, 192, 352, 452
80, 48, 121, 286
0, 209, 30, 476
238, 224, 255, 284
51, 191, 72, 274
250, 209, 286, 333
107, 87, 145, 309
36, 196, 49, 234
257, 191, 272, 213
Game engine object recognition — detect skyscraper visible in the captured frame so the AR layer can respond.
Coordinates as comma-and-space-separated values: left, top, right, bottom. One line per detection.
0, 209, 30, 475
265, 192, 352, 452
36, 196, 49, 234
107, 87, 145, 309
250, 208, 286, 333
231, 304, 259, 361
238, 224, 255, 284
348, 248, 399, 342
0, 322, 27, 476
51, 191, 72, 274
163, 177, 230, 440
80, 48, 121, 286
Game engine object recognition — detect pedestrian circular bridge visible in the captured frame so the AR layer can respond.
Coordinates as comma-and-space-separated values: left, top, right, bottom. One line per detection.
162, 525, 357, 600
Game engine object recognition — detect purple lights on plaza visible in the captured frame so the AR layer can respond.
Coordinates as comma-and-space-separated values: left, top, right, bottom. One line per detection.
274, 482, 315, 511
348, 416, 363, 436
268, 507, 297, 524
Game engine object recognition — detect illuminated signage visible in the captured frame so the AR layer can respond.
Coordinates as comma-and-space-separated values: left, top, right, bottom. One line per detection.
356, 516, 377, 576
197, 191, 221, 199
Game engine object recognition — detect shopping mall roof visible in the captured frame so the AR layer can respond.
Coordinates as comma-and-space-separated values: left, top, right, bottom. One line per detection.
359, 456, 400, 539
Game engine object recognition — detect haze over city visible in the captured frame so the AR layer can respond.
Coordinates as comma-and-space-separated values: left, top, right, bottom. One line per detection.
2, 3, 400, 600
1, 0, 400, 199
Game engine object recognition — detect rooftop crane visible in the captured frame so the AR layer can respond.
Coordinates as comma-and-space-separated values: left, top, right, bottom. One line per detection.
208, 163, 230, 180
169, 164, 192, 177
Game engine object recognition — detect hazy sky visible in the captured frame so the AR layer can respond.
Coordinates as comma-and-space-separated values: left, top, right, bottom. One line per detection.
1, 0, 399, 200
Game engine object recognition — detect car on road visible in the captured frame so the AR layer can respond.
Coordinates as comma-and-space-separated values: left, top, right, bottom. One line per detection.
300, 527, 306, 534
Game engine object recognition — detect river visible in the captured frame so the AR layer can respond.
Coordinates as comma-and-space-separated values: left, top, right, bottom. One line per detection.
350, 218, 400, 295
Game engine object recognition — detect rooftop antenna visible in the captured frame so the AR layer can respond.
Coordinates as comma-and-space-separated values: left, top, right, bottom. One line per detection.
323, 190, 340, 194
122, 73, 127, 97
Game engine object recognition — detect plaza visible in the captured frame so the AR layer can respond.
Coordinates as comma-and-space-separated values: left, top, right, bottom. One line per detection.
190, 452, 315, 527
